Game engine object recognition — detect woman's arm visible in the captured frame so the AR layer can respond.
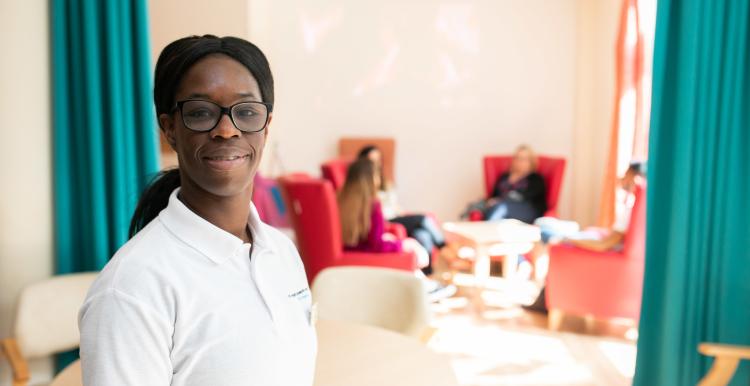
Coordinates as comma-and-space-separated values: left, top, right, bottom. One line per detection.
568, 231, 624, 252
367, 201, 403, 253
491, 172, 510, 199
79, 288, 173, 385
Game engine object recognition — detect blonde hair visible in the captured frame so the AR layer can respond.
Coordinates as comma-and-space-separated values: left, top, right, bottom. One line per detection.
337, 159, 378, 246
512, 144, 539, 172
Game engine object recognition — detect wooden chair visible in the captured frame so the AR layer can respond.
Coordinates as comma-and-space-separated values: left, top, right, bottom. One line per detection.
0, 273, 97, 386
698, 343, 750, 386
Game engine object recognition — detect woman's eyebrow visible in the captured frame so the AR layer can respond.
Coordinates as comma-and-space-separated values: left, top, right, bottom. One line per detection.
184, 92, 259, 99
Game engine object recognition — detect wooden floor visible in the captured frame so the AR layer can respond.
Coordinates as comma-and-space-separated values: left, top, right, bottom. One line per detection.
427, 274, 637, 386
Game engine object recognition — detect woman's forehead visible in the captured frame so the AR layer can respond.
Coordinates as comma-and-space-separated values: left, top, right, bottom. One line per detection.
176, 54, 261, 102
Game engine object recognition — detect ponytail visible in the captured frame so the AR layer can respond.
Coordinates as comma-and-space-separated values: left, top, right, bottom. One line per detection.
128, 168, 181, 238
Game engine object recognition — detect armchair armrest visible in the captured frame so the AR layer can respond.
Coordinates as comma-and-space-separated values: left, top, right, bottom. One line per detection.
385, 222, 408, 240
698, 343, 750, 386
699, 343, 750, 359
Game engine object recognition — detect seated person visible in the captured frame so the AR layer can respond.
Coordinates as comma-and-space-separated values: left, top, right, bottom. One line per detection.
483, 145, 547, 224
338, 158, 455, 300
523, 162, 645, 313
538, 161, 644, 250
357, 145, 448, 275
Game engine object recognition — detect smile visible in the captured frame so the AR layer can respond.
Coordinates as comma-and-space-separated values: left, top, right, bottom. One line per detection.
203, 154, 251, 171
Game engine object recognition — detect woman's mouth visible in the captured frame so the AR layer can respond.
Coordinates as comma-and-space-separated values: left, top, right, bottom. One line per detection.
203, 154, 251, 171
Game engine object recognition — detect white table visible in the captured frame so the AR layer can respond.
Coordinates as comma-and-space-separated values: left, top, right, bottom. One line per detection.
315, 319, 458, 386
442, 219, 541, 287
49, 320, 458, 386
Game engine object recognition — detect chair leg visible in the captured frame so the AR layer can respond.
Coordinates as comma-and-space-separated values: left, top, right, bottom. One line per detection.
420, 326, 438, 344
1, 338, 29, 386
548, 308, 564, 331
698, 356, 740, 386
584, 314, 596, 334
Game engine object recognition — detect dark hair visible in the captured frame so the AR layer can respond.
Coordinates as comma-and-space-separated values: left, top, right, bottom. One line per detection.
627, 161, 646, 176
356, 144, 388, 191
128, 35, 274, 238
357, 145, 378, 159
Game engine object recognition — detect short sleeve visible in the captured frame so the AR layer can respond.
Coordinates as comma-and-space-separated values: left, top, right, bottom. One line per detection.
79, 288, 173, 386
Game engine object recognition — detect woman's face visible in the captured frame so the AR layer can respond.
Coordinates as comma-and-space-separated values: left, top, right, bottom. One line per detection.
367, 149, 382, 167
160, 54, 270, 198
511, 149, 533, 175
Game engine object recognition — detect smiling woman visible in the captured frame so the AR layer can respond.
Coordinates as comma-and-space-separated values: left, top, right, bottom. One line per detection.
78, 35, 317, 386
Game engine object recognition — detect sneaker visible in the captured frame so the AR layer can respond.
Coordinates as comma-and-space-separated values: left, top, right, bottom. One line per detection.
428, 283, 458, 302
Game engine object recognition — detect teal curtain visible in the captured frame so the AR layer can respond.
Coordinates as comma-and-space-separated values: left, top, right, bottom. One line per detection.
633, 1, 750, 385
51, 0, 159, 371
52, 0, 159, 274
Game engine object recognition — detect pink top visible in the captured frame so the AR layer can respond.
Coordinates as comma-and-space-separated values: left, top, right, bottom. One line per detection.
345, 201, 402, 253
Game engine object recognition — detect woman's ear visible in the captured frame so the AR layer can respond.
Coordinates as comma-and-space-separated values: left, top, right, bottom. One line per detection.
158, 113, 177, 150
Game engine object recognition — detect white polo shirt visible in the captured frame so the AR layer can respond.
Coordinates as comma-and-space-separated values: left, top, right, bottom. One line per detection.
78, 188, 317, 386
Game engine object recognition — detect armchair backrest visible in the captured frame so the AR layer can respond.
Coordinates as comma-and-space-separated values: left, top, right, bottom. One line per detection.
483, 155, 567, 215
622, 181, 647, 259
320, 159, 352, 191
279, 176, 342, 283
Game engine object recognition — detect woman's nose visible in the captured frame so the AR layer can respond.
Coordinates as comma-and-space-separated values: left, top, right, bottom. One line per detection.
210, 113, 241, 139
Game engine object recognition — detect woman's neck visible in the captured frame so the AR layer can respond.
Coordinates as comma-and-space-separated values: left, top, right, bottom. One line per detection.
178, 180, 254, 244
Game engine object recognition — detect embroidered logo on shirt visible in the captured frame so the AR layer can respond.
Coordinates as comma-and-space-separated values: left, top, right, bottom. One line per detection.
288, 287, 310, 299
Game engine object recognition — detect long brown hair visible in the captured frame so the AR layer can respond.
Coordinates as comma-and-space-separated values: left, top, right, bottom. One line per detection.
338, 159, 378, 246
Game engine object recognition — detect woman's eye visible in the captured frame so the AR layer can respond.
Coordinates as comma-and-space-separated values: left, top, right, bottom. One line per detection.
236, 108, 256, 117
186, 109, 213, 118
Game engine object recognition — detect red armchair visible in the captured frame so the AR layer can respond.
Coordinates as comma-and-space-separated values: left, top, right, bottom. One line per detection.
321, 158, 351, 191
483, 155, 567, 217
278, 175, 417, 285
545, 182, 646, 328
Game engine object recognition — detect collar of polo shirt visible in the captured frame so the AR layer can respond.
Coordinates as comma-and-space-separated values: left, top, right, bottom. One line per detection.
159, 188, 269, 264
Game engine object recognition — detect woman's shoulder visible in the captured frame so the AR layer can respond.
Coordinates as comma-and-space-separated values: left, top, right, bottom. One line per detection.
84, 220, 179, 310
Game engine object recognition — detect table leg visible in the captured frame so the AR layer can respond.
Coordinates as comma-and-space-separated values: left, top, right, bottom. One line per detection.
473, 252, 491, 311
502, 254, 518, 279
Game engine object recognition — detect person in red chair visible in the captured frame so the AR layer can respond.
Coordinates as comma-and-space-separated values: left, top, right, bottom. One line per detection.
357, 145, 448, 275
464, 145, 547, 224
338, 158, 456, 300
523, 162, 646, 313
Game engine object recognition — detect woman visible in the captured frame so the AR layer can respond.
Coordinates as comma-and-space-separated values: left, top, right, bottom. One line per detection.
338, 158, 426, 259
357, 145, 447, 275
78, 36, 316, 385
483, 145, 547, 224
337, 158, 455, 300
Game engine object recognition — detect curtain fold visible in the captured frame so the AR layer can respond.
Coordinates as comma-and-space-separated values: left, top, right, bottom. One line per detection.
633, 0, 750, 385
52, 0, 159, 275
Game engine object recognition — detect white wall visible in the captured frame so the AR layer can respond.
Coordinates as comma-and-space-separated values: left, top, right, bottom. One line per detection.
250, 0, 579, 221
0, 0, 54, 383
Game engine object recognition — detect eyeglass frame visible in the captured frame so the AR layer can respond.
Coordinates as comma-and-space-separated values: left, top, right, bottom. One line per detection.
171, 99, 273, 133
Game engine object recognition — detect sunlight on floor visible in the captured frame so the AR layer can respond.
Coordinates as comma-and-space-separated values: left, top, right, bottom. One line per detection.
428, 279, 637, 386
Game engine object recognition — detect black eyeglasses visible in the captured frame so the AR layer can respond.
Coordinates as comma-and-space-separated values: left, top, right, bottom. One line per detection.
173, 99, 273, 133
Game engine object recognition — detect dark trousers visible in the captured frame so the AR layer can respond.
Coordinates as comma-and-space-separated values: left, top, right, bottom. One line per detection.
389, 214, 445, 275
484, 200, 539, 224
